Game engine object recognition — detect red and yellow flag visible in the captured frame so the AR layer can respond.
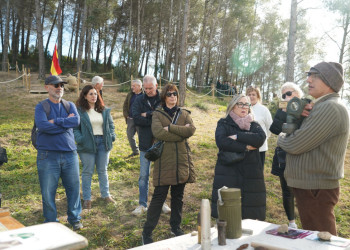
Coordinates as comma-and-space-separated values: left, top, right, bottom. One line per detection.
50, 44, 62, 75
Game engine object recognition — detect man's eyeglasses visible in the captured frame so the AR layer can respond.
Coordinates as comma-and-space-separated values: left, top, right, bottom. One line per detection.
236, 102, 251, 108
307, 72, 319, 77
51, 83, 64, 88
166, 91, 178, 97
282, 91, 294, 99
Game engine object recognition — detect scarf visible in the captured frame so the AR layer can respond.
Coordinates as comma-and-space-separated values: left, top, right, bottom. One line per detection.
229, 110, 253, 131
163, 105, 178, 118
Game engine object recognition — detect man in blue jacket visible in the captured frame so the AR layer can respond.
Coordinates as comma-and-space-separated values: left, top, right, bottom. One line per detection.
34, 75, 83, 231
131, 75, 170, 215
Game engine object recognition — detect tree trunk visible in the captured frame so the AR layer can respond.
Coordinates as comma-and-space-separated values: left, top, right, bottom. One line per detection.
73, 0, 81, 64
20, 19, 24, 56
67, 6, 77, 62
45, 7, 58, 55
173, 0, 182, 82
35, 0, 45, 79
95, 27, 101, 64
57, 0, 62, 63
77, 0, 87, 72
285, 0, 297, 82
0, 8, 3, 51
179, 0, 190, 107
163, 0, 173, 79
154, 12, 162, 78
2, 0, 10, 71
195, 0, 209, 87
339, 12, 350, 64
85, 27, 92, 72
24, 5, 32, 58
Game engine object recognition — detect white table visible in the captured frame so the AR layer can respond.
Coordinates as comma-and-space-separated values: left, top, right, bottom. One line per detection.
0, 222, 88, 250
130, 219, 350, 250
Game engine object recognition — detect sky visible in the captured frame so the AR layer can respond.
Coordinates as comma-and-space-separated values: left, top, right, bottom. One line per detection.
274, 0, 343, 64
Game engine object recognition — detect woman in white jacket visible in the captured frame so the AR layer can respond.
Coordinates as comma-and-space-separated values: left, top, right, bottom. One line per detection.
246, 86, 272, 169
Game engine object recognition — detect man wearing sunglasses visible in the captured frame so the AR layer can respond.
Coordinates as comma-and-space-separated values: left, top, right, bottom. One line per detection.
131, 75, 171, 216
34, 75, 83, 231
278, 62, 349, 235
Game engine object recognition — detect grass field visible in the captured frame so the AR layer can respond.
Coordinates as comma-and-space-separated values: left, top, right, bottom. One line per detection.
0, 72, 349, 249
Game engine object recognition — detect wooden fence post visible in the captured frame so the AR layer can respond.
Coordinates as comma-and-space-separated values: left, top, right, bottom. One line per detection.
25, 68, 28, 90
22, 65, 25, 87
28, 68, 31, 92
111, 68, 114, 84
211, 84, 215, 98
159, 73, 161, 89
77, 70, 80, 97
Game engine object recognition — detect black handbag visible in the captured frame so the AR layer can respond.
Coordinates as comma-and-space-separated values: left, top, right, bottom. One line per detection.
145, 109, 181, 162
145, 141, 165, 161
218, 150, 245, 165
0, 146, 8, 166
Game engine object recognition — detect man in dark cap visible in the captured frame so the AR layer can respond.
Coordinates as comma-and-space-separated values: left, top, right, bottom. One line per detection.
34, 75, 83, 230
278, 62, 349, 235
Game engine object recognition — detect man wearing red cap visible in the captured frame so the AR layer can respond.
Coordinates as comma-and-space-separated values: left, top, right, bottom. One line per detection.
278, 62, 349, 235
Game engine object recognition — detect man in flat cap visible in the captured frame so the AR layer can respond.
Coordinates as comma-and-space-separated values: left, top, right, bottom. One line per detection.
34, 75, 83, 231
278, 62, 349, 235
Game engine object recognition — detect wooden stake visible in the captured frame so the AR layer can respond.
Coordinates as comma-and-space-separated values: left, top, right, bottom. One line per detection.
111, 69, 114, 84
211, 84, 215, 98
28, 68, 31, 92
22, 65, 25, 87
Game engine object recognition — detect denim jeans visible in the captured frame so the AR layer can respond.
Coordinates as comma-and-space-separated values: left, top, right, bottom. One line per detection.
37, 150, 82, 225
139, 151, 151, 207
79, 135, 111, 201
127, 118, 139, 154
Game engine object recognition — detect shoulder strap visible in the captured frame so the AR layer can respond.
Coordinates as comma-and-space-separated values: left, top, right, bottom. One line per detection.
61, 99, 71, 113
40, 99, 51, 117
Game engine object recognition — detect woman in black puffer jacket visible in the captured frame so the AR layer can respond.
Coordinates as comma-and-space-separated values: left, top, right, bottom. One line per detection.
270, 81, 304, 229
211, 94, 266, 221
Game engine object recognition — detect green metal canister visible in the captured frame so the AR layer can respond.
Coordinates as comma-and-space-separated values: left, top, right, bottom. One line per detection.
217, 187, 242, 239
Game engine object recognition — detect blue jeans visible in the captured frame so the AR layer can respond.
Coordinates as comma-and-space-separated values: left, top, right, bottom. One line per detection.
139, 151, 151, 207
37, 150, 82, 225
79, 135, 111, 200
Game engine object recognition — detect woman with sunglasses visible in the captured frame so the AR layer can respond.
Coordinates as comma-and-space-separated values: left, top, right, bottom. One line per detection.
73, 85, 116, 210
246, 86, 273, 169
142, 84, 196, 244
269, 82, 304, 229
211, 94, 266, 220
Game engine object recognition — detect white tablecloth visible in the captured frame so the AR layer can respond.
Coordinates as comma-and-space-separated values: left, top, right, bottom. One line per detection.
0, 222, 88, 250
131, 219, 350, 250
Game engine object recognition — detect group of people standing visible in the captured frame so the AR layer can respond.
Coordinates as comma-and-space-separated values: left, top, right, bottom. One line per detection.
33, 61, 349, 244
211, 61, 349, 238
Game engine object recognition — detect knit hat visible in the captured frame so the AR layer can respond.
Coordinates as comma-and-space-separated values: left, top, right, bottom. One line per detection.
306, 62, 344, 92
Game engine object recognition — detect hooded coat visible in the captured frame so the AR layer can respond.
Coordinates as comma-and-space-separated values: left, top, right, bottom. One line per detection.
211, 115, 266, 221
151, 107, 196, 186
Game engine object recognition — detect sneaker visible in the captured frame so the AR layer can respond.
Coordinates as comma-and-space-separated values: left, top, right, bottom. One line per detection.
72, 222, 83, 231
289, 222, 298, 229
162, 203, 171, 214
104, 196, 116, 204
83, 200, 91, 209
132, 205, 147, 215
171, 228, 184, 236
142, 233, 153, 245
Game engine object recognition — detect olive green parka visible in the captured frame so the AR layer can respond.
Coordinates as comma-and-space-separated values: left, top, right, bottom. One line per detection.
151, 107, 196, 186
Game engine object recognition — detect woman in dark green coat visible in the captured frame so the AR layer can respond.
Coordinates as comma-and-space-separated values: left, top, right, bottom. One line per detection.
142, 84, 196, 244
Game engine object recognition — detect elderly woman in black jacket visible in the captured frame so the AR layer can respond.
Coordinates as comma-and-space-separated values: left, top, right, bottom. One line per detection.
270, 82, 304, 229
211, 94, 266, 220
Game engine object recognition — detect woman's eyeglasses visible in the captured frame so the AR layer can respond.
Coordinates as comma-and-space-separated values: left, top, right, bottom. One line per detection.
166, 91, 178, 97
236, 102, 251, 108
52, 83, 64, 88
282, 91, 294, 99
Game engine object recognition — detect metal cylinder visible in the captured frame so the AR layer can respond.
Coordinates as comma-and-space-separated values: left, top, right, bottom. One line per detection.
217, 220, 227, 245
217, 188, 242, 239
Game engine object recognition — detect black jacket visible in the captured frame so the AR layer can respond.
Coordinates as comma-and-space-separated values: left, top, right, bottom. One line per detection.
131, 91, 161, 151
269, 109, 287, 177
211, 115, 266, 221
